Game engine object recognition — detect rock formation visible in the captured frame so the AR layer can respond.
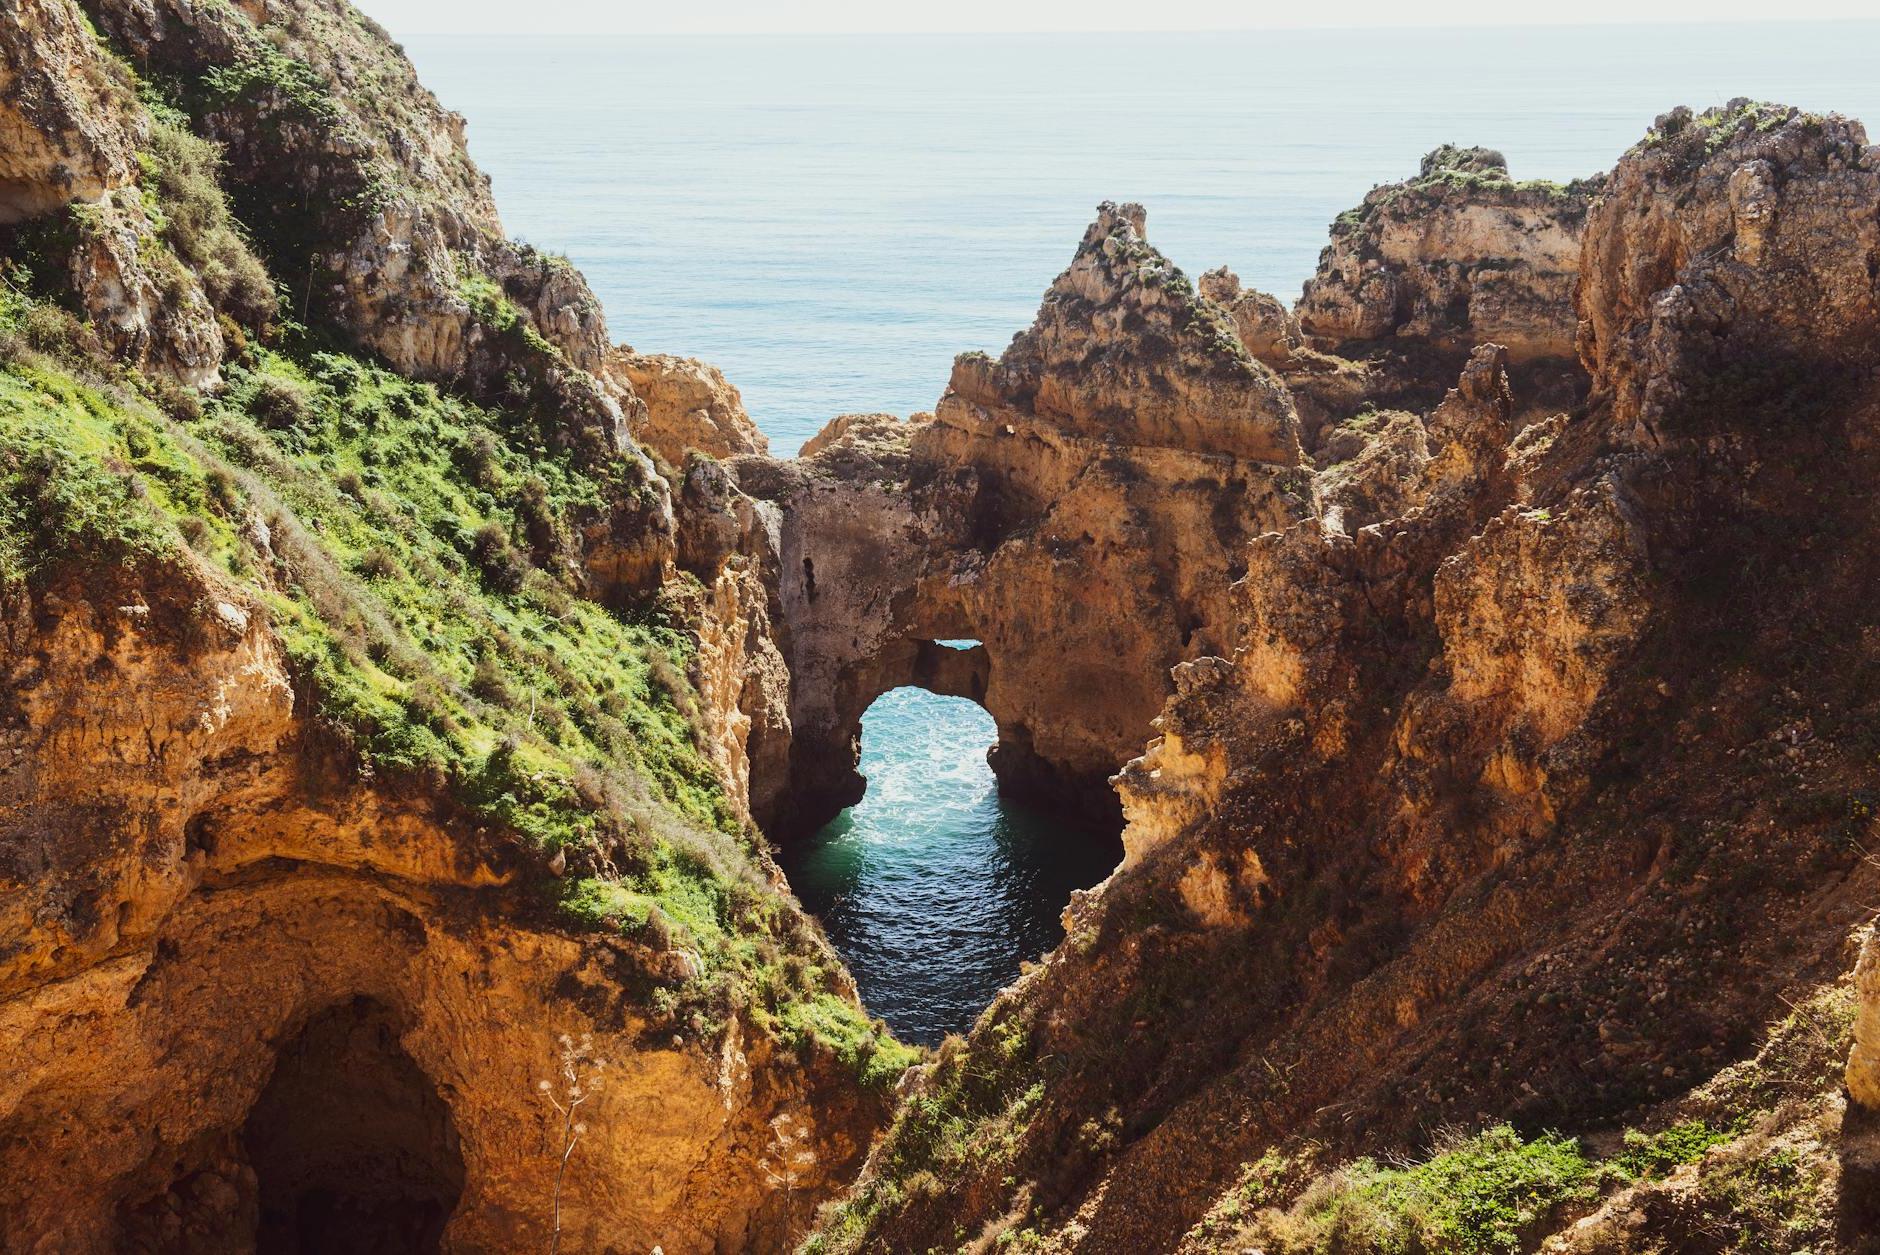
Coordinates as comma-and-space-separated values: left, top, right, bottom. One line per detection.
1298, 143, 1599, 361
814, 102, 1880, 1254
12, 2, 1880, 1246
0, 0, 139, 223
615, 348, 771, 464
0, 557, 878, 1252
76, 0, 652, 462
0, 2, 903, 1250
714, 204, 1315, 837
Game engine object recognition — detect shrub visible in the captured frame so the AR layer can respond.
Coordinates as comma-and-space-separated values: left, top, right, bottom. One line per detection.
248, 374, 315, 432
470, 653, 513, 706
1610, 1121, 1734, 1181
471, 521, 528, 592
141, 115, 276, 330
1251, 1126, 1594, 1255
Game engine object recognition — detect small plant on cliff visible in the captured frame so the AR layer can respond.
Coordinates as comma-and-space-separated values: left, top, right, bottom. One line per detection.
539, 1032, 609, 1255
139, 110, 276, 331
761, 1112, 819, 1244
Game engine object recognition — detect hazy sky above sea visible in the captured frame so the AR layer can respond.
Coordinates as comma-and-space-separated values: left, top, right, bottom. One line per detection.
358, 0, 1880, 35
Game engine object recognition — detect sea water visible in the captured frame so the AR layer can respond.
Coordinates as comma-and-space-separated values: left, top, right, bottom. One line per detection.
400, 23, 1880, 1041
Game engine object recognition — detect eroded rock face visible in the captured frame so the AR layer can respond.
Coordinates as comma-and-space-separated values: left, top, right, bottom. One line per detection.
1577, 101, 1880, 447
1298, 144, 1600, 361
956, 202, 1302, 464
721, 207, 1315, 837
822, 105, 1880, 1253
1197, 266, 1304, 365
616, 349, 771, 464
671, 454, 795, 831
81, 0, 641, 461
0, 0, 139, 223
64, 188, 227, 387
0, 556, 875, 1254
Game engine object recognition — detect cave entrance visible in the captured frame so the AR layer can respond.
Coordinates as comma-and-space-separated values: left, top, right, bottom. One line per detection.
243, 997, 465, 1255
776, 654, 1121, 1044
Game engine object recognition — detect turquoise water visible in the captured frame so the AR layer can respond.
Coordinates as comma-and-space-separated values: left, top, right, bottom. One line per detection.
396, 23, 1880, 1041
771, 689, 1120, 1045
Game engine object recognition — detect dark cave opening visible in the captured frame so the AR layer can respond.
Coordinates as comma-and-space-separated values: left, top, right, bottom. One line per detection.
243, 997, 465, 1255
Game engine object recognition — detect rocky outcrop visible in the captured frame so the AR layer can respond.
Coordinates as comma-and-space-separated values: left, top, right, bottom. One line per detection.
957, 202, 1301, 464
0, 1, 236, 385
78, 0, 641, 460
0, 536, 877, 1255
63, 188, 227, 386
616, 349, 771, 464
1298, 144, 1600, 361
0, 0, 139, 223
671, 454, 794, 830
1197, 265, 1303, 365
817, 104, 1880, 1254
721, 206, 1315, 837
1577, 101, 1880, 447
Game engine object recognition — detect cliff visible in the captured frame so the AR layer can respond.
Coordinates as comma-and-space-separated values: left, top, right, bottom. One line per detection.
12, 4, 1880, 1250
0, 2, 905, 1250
1298, 143, 1600, 363
808, 101, 1880, 1254
710, 203, 1315, 839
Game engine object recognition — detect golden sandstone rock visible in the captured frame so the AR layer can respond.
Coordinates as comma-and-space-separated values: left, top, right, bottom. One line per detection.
11, 2, 1880, 1244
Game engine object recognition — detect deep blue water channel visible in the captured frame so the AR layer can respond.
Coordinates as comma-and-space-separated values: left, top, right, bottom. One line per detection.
772, 689, 1121, 1045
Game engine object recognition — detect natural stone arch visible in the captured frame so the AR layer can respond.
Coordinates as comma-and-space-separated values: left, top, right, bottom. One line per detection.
809, 636, 994, 822
738, 206, 1316, 840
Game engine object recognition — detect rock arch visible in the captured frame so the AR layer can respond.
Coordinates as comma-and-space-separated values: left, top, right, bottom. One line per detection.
737, 206, 1316, 839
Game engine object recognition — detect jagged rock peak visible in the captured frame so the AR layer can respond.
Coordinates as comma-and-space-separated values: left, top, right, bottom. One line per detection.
947, 201, 1303, 465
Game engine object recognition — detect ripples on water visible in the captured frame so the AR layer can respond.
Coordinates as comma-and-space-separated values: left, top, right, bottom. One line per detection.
396, 23, 1880, 1040
774, 689, 1122, 1045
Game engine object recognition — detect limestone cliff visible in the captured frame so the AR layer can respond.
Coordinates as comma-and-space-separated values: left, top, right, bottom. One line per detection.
811, 103, 1880, 1254
0, 556, 879, 1253
1298, 143, 1600, 362
0, 2, 905, 1250
616, 348, 771, 465
0, 0, 139, 223
14, 3, 1880, 1248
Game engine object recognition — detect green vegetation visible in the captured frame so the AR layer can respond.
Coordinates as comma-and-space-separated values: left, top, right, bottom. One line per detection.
1609, 1120, 1737, 1181
806, 1009, 1043, 1253
1223, 980, 1860, 1255
199, 41, 346, 123
1640, 101, 1826, 172
138, 104, 275, 330
0, 352, 203, 591
1687, 1146, 1827, 1248
457, 256, 561, 359
0, 275, 909, 1087
1249, 1126, 1595, 1255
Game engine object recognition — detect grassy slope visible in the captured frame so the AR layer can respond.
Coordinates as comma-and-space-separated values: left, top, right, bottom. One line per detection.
0, 12, 918, 1082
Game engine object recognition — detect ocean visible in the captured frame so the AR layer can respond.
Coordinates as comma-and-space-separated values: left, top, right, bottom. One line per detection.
400, 22, 1880, 1042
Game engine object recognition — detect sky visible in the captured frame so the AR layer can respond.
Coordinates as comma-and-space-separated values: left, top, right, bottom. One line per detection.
358, 0, 1880, 35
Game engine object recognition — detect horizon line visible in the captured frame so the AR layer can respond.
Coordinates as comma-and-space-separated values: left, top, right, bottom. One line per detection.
388, 15, 1880, 37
